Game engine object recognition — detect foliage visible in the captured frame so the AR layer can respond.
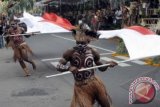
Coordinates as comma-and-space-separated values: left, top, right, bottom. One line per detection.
8, 0, 34, 14
0, 1, 9, 14
29, 6, 43, 15
116, 39, 128, 55
152, 56, 160, 64
0, 0, 34, 16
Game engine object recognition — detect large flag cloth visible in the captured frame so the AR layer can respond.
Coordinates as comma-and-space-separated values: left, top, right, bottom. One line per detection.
19, 13, 160, 60
42, 12, 75, 30
98, 26, 160, 60
19, 12, 72, 33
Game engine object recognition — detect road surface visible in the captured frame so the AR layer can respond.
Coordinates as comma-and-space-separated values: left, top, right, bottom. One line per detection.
0, 32, 159, 107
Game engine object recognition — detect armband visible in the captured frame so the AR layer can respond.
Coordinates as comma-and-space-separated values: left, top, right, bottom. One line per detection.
56, 63, 69, 72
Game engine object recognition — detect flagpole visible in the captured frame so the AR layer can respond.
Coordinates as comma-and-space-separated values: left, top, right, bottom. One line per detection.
3, 31, 70, 37
46, 53, 160, 78
45, 59, 131, 78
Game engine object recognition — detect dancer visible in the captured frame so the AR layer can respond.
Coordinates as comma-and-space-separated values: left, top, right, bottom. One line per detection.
57, 28, 118, 107
7, 21, 36, 76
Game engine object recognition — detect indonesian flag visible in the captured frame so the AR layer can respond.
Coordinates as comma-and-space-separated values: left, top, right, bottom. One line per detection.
42, 12, 75, 30
19, 13, 160, 60
99, 26, 160, 60
19, 12, 74, 33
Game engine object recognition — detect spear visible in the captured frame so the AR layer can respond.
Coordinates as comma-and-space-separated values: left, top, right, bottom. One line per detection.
45, 53, 160, 78
3, 31, 41, 37
45, 59, 131, 78
3, 31, 72, 37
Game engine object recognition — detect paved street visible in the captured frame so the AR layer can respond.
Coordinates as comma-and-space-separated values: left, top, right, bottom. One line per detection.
0, 32, 160, 107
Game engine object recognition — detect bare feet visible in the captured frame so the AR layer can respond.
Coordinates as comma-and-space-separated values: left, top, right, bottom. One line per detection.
25, 73, 31, 77
23, 68, 31, 76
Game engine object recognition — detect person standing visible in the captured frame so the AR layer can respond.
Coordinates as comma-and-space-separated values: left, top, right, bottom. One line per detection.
56, 28, 118, 107
0, 18, 4, 48
115, 7, 122, 28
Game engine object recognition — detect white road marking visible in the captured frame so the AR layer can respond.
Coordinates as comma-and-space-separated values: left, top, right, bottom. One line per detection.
42, 54, 145, 66
100, 52, 113, 55
51, 62, 59, 67
41, 58, 61, 62
51, 34, 115, 52
41, 53, 113, 62
131, 60, 146, 65
101, 57, 131, 67
115, 56, 128, 60
49, 57, 131, 68
115, 56, 146, 65
89, 45, 115, 52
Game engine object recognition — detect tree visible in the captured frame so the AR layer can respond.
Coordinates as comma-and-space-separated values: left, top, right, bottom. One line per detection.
0, 1, 9, 14
115, 38, 128, 55
0, 0, 34, 16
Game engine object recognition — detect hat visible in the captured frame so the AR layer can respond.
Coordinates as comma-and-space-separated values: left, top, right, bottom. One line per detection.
72, 28, 100, 43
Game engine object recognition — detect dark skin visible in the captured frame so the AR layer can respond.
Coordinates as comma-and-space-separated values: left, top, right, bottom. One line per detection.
57, 30, 118, 106
58, 29, 118, 107
7, 25, 36, 76
57, 44, 117, 107
57, 47, 118, 73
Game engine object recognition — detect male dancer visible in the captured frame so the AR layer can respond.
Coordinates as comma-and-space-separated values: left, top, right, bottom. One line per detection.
57, 28, 117, 107
7, 21, 36, 76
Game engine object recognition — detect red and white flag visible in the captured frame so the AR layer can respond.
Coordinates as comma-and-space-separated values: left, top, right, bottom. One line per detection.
99, 26, 160, 60
19, 12, 74, 33
42, 12, 75, 30
20, 13, 160, 60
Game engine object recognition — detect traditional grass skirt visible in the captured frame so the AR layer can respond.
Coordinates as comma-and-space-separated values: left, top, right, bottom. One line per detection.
13, 42, 33, 62
71, 76, 112, 107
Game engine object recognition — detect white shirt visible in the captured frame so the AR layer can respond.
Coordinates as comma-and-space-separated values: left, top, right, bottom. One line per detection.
115, 10, 122, 20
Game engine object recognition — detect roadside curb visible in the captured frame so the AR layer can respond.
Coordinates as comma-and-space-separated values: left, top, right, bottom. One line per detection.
111, 53, 160, 67
144, 58, 160, 67
111, 53, 129, 57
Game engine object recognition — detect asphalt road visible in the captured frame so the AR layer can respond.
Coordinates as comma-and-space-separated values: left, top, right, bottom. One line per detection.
0, 32, 159, 107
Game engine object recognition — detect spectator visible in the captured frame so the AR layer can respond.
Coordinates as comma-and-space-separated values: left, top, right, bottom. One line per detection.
115, 7, 122, 28
79, 20, 91, 30
0, 18, 4, 48
122, 6, 131, 27
91, 13, 99, 31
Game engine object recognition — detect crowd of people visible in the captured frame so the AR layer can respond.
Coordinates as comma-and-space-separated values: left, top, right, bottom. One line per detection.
60, 0, 159, 32
0, 14, 7, 48
62, 7, 125, 31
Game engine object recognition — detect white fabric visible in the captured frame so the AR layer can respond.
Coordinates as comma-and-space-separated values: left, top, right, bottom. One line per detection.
98, 29, 160, 60
19, 12, 70, 33
115, 10, 122, 20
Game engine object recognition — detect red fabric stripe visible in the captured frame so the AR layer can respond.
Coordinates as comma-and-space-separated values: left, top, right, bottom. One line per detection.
42, 13, 75, 30
127, 26, 155, 35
